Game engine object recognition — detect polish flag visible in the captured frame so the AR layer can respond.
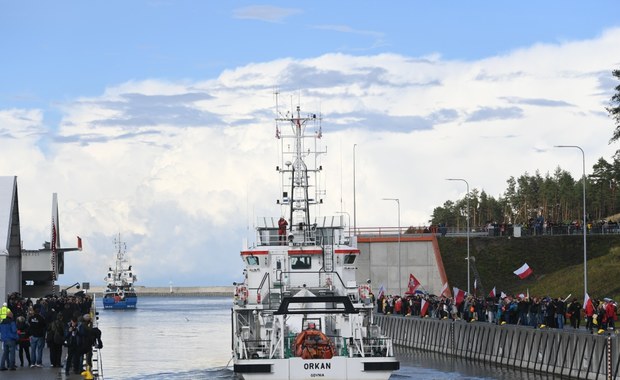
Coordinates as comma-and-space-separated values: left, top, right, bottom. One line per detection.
453, 287, 466, 305
420, 298, 429, 317
583, 293, 594, 313
489, 287, 496, 298
406, 273, 421, 294
377, 284, 386, 299
441, 282, 450, 297
513, 263, 533, 279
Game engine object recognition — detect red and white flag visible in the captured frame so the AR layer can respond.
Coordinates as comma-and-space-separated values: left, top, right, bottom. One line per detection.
406, 273, 421, 294
420, 298, 429, 317
489, 287, 496, 298
453, 287, 466, 305
513, 263, 533, 279
583, 293, 594, 312
441, 282, 450, 297
377, 284, 386, 299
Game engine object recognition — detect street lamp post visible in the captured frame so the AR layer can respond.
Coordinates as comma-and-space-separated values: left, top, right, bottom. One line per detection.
382, 198, 401, 296
446, 178, 470, 294
353, 144, 357, 235
555, 145, 588, 296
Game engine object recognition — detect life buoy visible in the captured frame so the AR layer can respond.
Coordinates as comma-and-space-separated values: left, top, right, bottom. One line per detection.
294, 328, 334, 359
358, 284, 371, 300
237, 285, 249, 302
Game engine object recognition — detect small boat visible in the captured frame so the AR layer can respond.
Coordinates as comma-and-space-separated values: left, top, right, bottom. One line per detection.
231, 96, 399, 379
103, 235, 138, 309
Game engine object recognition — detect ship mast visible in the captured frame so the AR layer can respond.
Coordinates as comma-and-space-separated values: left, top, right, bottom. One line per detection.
275, 96, 324, 245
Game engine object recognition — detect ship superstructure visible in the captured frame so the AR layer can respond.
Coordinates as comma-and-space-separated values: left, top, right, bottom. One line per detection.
102, 235, 137, 309
231, 98, 399, 380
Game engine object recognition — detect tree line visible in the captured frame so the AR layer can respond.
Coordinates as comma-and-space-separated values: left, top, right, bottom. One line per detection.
430, 68, 620, 229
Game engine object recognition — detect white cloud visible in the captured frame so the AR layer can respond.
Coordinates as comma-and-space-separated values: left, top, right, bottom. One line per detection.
5, 27, 620, 286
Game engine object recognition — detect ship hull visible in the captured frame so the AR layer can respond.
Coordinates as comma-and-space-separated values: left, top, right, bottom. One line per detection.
234, 356, 399, 380
102, 295, 138, 309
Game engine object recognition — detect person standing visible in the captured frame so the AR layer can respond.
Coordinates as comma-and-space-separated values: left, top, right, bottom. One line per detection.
0, 310, 18, 371
0, 303, 10, 321
278, 217, 288, 245
27, 306, 47, 367
567, 298, 582, 329
15, 316, 31, 367
47, 313, 65, 367
65, 317, 81, 375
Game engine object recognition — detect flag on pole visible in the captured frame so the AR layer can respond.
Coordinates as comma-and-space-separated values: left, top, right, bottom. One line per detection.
453, 287, 466, 305
377, 284, 386, 299
406, 273, 421, 294
420, 298, 429, 317
441, 282, 450, 297
489, 287, 496, 298
500, 291, 507, 299
583, 292, 594, 312
513, 263, 533, 279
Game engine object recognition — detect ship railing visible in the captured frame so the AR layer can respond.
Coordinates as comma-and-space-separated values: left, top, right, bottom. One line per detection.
253, 270, 362, 310
237, 338, 275, 360
281, 335, 394, 359
254, 216, 347, 246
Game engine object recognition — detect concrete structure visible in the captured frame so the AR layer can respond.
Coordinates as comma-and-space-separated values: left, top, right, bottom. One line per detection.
355, 234, 449, 297
1, 181, 81, 302
0, 176, 22, 302
377, 315, 619, 379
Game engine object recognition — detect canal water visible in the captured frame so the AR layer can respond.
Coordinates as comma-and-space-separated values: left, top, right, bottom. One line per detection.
96, 296, 554, 379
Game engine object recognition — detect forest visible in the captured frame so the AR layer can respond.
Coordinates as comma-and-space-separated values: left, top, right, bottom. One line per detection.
430, 69, 620, 230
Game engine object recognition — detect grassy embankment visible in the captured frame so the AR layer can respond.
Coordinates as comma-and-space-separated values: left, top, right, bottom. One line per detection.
437, 234, 620, 301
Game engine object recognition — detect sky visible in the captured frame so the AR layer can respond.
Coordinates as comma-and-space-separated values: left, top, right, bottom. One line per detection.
1, 1, 620, 287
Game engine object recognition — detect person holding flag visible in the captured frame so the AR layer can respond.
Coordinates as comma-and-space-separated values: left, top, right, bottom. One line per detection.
406, 274, 421, 295
584, 293, 595, 333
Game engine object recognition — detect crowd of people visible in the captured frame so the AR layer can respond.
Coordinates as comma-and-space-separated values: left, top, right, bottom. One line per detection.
0, 292, 102, 374
374, 292, 618, 333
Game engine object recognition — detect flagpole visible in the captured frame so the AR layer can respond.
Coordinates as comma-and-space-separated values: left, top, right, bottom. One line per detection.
554, 145, 587, 297
383, 198, 401, 296
446, 178, 470, 294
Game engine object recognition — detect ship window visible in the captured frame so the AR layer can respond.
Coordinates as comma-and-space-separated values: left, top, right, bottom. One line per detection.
246, 256, 259, 266
290, 256, 311, 270
344, 254, 356, 264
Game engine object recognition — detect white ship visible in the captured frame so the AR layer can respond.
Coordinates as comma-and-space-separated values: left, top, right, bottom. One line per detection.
231, 97, 399, 380
103, 235, 138, 309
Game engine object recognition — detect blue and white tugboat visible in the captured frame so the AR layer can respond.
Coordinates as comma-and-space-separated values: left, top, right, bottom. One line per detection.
103, 235, 138, 309
231, 97, 399, 380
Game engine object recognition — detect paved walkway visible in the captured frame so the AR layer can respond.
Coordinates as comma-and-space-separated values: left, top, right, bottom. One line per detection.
0, 345, 98, 380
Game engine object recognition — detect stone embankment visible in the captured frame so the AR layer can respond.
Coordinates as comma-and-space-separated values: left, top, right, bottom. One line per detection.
85, 286, 234, 297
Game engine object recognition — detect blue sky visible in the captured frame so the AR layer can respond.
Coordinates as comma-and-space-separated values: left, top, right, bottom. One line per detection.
1, 1, 620, 286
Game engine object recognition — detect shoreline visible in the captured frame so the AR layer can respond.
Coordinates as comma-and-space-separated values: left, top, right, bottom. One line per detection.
66, 285, 235, 297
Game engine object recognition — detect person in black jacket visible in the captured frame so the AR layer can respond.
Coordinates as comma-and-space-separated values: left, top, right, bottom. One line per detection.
65, 317, 81, 375
27, 306, 47, 367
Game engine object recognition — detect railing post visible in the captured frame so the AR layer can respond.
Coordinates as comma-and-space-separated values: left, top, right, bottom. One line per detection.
607, 335, 613, 380
450, 320, 455, 355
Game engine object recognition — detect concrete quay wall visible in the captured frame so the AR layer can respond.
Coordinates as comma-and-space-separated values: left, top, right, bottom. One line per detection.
83, 285, 234, 297
376, 315, 620, 379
